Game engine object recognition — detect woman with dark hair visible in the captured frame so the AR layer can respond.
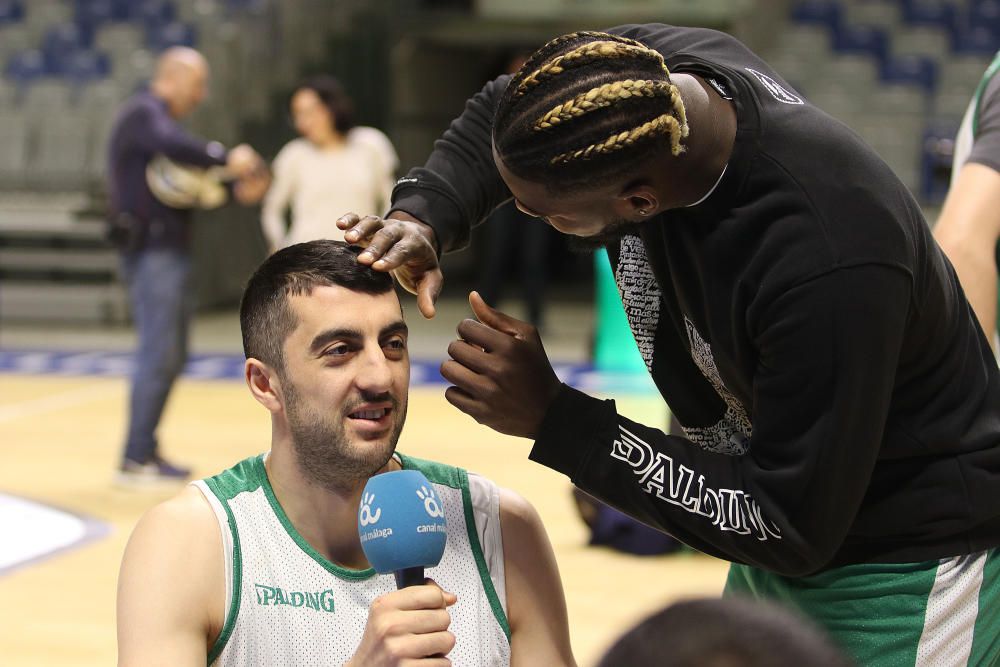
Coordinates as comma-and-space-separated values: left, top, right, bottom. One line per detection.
261, 76, 398, 251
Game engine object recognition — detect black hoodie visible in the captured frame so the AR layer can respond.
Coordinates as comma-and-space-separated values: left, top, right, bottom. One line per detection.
390, 24, 1000, 576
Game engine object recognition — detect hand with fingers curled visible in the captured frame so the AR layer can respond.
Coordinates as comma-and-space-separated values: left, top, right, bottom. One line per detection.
346, 582, 458, 667
337, 211, 444, 319
441, 291, 563, 439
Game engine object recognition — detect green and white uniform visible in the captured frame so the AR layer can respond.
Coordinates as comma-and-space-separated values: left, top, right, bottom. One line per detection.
193, 453, 511, 666
726, 550, 1000, 665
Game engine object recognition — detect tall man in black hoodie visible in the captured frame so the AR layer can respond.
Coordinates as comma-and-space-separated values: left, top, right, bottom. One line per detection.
338, 27, 1000, 664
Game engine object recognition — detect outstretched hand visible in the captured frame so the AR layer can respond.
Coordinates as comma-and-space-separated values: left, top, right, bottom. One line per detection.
440, 292, 562, 439
338, 211, 443, 319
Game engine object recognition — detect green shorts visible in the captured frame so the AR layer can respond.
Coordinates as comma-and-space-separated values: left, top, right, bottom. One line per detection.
725, 549, 1000, 666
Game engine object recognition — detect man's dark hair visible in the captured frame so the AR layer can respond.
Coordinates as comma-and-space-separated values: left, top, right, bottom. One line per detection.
493, 31, 688, 192
240, 240, 393, 371
597, 597, 854, 667
290, 75, 356, 135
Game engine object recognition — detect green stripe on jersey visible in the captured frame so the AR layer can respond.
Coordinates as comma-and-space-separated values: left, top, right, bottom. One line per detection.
725, 560, 939, 665
727, 551, 1000, 666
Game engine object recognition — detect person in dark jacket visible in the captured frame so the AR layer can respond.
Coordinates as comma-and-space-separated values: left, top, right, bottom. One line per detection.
336, 27, 1000, 664
107, 46, 266, 484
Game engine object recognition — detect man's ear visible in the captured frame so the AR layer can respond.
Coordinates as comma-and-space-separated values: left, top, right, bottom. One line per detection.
245, 358, 283, 413
616, 182, 659, 220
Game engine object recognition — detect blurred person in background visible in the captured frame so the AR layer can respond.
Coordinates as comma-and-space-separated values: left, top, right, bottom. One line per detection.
107, 46, 267, 484
934, 53, 1000, 354
261, 76, 398, 252
596, 597, 853, 667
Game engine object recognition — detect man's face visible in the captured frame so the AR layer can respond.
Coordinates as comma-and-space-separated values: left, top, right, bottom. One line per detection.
278, 285, 409, 492
493, 144, 633, 246
172, 64, 208, 117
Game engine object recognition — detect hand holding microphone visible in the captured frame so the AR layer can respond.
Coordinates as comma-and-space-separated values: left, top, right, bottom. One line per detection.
350, 470, 455, 665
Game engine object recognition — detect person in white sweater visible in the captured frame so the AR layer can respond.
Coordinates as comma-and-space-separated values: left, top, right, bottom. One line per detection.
261, 76, 398, 251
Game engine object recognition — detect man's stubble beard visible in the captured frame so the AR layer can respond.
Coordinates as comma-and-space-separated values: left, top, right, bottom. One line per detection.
283, 379, 407, 494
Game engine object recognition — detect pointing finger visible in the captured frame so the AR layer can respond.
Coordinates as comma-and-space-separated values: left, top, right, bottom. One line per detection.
469, 291, 526, 339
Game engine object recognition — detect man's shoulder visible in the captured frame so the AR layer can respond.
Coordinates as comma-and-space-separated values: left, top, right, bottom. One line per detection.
398, 453, 467, 487
606, 23, 749, 60
136, 484, 218, 541
198, 454, 266, 500
118, 91, 161, 117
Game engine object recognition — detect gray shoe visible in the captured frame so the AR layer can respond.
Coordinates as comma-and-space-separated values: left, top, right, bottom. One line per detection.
116, 456, 192, 487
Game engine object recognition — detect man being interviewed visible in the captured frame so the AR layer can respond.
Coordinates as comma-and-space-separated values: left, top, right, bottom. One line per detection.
116, 240, 574, 666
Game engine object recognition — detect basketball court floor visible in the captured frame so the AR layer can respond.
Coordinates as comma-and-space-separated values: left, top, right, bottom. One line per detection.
0, 297, 728, 665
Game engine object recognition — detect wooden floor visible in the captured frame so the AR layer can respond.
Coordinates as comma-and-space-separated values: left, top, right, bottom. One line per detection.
0, 372, 728, 666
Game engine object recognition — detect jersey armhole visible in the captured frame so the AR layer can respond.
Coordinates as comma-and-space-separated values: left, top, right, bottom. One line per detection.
193, 479, 242, 665
463, 471, 512, 641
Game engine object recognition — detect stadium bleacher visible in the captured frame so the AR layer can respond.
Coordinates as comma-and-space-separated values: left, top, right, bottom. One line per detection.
0, 0, 348, 323
777, 0, 997, 202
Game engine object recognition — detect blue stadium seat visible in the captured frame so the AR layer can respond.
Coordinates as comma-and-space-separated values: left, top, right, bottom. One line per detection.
63, 49, 110, 85
224, 0, 267, 13
0, 0, 24, 24
969, 0, 1000, 33
903, 0, 958, 31
920, 119, 959, 203
833, 24, 889, 64
791, 0, 843, 30
5, 49, 48, 82
131, 0, 176, 29
42, 24, 89, 74
74, 0, 115, 31
146, 21, 195, 50
881, 54, 938, 95
950, 24, 1000, 55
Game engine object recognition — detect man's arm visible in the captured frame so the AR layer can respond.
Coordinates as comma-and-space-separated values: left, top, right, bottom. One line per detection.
933, 162, 1000, 349
444, 266, 909, 577
388, 75, 514, 255
117, 486, 224, 666
499, 488, 576, 666
935, 70, 1000, 351
129, 103, 229, 168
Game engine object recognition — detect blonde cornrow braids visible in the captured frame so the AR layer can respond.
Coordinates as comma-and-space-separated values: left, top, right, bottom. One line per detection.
534, 79, 675, 131
550, 113, 687, 165
515, 40, 669, 98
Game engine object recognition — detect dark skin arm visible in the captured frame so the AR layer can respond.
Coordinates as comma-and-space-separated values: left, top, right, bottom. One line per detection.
337, 211, 444, 319
440, 291, 562, 438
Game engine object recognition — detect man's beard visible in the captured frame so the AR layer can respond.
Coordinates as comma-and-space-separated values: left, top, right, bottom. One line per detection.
567, 219, 643, 252
283, 380, 407, 494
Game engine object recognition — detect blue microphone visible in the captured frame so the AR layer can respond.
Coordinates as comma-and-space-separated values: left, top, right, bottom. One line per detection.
358, 469, 448, 588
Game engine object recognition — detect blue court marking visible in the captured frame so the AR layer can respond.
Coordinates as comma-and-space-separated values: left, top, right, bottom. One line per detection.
0, 348, 657, 393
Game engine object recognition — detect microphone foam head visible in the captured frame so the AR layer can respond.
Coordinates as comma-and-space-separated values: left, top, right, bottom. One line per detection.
358, 469, 447, 574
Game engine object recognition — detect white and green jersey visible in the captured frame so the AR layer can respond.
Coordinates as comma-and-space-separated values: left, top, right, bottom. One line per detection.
192, 453, 511, 666
952, 50, 1000, 184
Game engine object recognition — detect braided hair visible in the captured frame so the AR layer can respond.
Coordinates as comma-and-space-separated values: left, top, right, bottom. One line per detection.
493, 32, 688, 191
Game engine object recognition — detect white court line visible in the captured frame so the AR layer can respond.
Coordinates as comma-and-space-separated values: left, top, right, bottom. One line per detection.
0, 384, 119, 424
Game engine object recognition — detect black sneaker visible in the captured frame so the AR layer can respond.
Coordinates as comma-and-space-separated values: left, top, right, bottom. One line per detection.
116, 455, 192, 487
